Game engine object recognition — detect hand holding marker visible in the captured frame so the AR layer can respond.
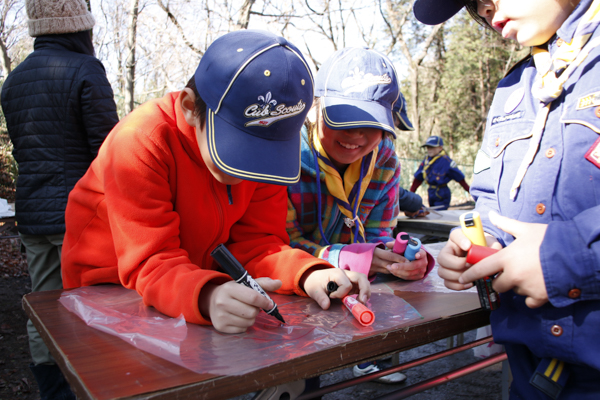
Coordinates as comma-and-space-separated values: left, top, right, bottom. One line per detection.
459, 212, 500, 311
210, 244, 285, 324
327, 282, 374, 326
393, 232, 422, 261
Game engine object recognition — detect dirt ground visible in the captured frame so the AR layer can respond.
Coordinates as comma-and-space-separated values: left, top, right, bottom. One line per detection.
0, 237, 37, 400
0, 233, 504, 400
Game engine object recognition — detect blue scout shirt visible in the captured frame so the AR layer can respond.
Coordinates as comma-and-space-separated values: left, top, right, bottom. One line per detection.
471, 0, 600, 386
414, 152, 466, 188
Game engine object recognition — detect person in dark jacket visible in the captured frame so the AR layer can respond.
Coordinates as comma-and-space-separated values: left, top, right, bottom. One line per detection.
1, 0, 118, 398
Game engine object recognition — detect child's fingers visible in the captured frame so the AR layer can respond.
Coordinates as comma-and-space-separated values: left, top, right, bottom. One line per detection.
232, 278, 280, 312
436, 241, 468, 272
459, 257, 503, 285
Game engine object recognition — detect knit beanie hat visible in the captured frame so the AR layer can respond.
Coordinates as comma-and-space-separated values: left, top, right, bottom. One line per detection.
26, 0, 95, 37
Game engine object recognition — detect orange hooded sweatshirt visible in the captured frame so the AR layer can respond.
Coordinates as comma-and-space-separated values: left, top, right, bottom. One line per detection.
62, 92, 331, 325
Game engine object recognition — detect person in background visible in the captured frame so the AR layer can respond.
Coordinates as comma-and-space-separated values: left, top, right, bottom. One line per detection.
416, 0, 600, 397
286, 47, 434, 385
62, 29, 370, 336
391, 96, 428, 218
1, 0, 119, 398
410, 135, 470, 210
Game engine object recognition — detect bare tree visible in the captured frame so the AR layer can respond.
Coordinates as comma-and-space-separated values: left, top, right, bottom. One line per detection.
236, 0, 256, 29
0, 0, 26, 79
380, 0, 442, 142
124, 0, 139, 114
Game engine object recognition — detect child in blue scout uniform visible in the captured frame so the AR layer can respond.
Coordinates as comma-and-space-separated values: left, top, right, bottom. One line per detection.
414, 0, 600, 398
410, 135, 471, 210
286, 47, 434, 384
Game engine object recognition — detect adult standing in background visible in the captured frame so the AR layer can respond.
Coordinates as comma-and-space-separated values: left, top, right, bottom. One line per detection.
1, 0, 118, 398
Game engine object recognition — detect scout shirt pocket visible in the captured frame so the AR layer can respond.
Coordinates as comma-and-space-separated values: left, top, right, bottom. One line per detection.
484, 118, 536, 198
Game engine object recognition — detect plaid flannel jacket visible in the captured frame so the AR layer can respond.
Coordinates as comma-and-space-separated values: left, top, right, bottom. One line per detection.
286, 128, 401, 259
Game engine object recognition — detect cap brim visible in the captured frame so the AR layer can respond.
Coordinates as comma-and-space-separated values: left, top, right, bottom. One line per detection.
394, 110, 414, 131
413, 0, 464, 25
206, 109, 301, 185
321, 96, 396, 138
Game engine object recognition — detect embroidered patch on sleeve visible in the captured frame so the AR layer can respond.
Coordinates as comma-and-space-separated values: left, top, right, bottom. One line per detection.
576, 91, 600, 110
585, 136, 600, 168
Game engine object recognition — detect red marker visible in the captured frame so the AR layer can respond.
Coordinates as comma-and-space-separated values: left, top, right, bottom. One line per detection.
343, 296, 374, 326
466, 245, 499, 265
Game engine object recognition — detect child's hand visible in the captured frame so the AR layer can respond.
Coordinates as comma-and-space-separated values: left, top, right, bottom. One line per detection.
371, 245, 427, 280
200, 278, 282, 333
437, 228, 501, 291
302, 268, 371, 309
459, 211, 549, 309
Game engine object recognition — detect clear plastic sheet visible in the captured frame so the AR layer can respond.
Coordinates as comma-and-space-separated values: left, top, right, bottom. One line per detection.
59, 285, 423, 376
382, 241, 477, 294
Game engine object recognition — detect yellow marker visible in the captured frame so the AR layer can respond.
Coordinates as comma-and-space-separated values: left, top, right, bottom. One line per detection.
459, 211, 486, 247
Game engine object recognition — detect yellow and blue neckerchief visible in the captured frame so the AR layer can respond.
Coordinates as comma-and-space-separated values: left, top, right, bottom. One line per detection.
422, 149, 446, 183
311, 127, 377, 244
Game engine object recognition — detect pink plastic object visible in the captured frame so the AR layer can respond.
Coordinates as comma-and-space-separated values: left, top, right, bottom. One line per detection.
343, 296, 375, 326
466, 245, 499, 264
393, 232, 410, 255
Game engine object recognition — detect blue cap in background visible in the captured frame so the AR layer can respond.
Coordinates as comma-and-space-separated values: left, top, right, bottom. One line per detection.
195, 30, 314, 185
422, 136, 444, 147
315, 47, 399, 138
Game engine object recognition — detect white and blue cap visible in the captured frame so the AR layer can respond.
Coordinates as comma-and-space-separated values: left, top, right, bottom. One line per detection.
315, 47, 400, 138
393, 92, 414, 131
422, 135, 444, 147
195, 30, 314, 185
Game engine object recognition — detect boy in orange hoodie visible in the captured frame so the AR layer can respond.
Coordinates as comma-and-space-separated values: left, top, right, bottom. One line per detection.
62, 30, 370, 334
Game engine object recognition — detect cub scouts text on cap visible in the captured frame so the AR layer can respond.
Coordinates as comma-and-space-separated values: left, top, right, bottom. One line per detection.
195, 30, 314, 185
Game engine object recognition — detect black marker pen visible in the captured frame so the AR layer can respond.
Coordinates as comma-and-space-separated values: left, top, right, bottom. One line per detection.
210, 244, 286, 324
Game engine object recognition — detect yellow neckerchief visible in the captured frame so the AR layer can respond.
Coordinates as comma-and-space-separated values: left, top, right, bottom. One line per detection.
510, 0, 600, 200
312, 126, 378, 243
422, 149, 446, 183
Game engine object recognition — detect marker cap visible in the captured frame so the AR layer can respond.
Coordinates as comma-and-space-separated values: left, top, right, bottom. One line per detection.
466, 245, 499, 265
343, 296, 375, 326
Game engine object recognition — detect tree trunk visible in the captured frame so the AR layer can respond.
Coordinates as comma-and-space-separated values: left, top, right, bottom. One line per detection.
124, 0, 139, 115
0, 39, 11, 78
236, 0, 255, 30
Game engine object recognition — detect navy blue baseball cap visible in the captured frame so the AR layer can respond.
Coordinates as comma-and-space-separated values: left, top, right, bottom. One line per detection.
195, 30, 314, 185
422, 136, 444, 147
413, 0, 465, 25
315, 47, 399, 138
393, 92, 414, 131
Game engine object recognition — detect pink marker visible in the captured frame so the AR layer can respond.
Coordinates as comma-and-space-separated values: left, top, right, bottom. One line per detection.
343, 296, 374, 326
393, 232, 410, 255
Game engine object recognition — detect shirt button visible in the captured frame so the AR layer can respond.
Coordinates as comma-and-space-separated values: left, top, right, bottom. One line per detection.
495, 137, 500, 147
536, 203, 546, 214
556, 38, 564, 46
595, 106, 600, 118
568, 288, 581, 299
545, 148, 555, 158
551, 325, 563, 336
